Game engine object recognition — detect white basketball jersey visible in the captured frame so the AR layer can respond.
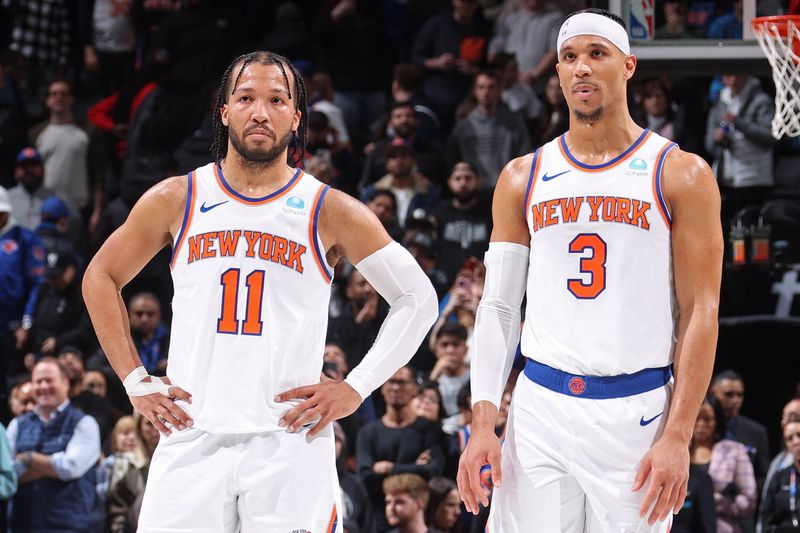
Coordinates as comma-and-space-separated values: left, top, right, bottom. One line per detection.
168, 162, 334, 433
521, 129, 678, 376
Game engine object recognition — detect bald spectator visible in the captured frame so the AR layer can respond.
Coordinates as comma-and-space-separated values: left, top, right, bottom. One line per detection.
7, 358, 100, 532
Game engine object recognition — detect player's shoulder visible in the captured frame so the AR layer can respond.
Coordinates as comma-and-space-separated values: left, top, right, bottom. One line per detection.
496, 152, 537, 195
318, 186, 371, 221
662, 147, 714, 188
128, 174, 190, 228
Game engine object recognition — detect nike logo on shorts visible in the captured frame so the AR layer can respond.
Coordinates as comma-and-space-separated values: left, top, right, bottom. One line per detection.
640, 412, 663, 426
200, 200, 229, 213
542, 170, 570, 182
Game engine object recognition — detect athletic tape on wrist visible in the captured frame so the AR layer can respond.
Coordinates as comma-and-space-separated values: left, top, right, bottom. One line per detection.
123, 366, 172, 397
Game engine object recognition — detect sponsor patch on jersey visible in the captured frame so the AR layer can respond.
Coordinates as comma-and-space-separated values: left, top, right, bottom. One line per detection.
626, 158, 649, 177
568, 377, 586, 395
282, 196, 307, 216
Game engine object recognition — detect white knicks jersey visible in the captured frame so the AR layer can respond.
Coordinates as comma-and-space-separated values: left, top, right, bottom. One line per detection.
521, 129, 678, 376
168, 162, 334, 433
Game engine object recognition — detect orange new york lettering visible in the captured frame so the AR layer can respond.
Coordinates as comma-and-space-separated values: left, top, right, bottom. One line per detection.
258, 233, 274, 260
631, 200, 651, 230
544, 199, 560, 227
287, 242, 306, 273
531, 202, 545, 232
602, 197, 617, 222
243, 230, 260, 258
218, 230, 241, 256
272, 236, 289, 266
188, 235, 202, 263
615, 197, 632, 225
559, 197, 584, 223
201, 233, 217, 259
587, 196, 604, 222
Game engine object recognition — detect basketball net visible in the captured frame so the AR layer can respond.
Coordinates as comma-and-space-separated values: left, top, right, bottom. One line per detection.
752, 16, 800, 138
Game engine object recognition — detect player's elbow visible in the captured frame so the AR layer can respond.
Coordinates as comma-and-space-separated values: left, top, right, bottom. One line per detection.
415, 279, 439, 332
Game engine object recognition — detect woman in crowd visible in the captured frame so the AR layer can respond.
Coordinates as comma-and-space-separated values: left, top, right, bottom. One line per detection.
690, 396, 756, 533
426, 476, 462, 533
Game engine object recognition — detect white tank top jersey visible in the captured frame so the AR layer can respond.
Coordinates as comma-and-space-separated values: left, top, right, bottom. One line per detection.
521, 129, 678, 376
167, 162, 334, 433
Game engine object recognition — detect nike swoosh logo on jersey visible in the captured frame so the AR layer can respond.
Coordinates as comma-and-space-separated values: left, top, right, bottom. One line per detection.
200, 200, 229, 213
541, 170, 571, 182
640, 412, 663, 426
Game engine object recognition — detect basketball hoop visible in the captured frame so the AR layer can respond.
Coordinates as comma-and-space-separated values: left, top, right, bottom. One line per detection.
752, 15, 800, 138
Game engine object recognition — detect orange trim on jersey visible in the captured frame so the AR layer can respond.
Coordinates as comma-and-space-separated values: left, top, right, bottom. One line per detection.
652, 141, 676, 229
524, 149, 543, 225
558, 130, 653, 173
213, 163, 303, 205
326, 504, 338, 533
170, 172, 196, 269
308, 185, 333, 283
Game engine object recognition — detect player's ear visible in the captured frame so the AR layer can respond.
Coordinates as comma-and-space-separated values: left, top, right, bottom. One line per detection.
220, 103, 229, 127
623, 54, 637, 81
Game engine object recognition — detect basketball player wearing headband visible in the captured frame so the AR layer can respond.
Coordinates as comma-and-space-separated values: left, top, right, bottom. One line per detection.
457, 8, 722, 532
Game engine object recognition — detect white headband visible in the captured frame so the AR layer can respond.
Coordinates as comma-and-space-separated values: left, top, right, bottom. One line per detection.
557, 13, 630, 56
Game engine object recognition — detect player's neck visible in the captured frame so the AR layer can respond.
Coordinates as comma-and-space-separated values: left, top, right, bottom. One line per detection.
565, 113, 644, 162
220, 152, 295, 194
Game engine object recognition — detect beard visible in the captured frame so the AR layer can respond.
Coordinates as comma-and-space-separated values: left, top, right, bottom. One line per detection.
575, 106, 604, 123
228, 125, 293, 170
20, 173, 43, 193
454, 188, 478, 204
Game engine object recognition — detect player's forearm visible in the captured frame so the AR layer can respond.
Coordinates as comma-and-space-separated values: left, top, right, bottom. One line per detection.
664, 304, 719, 443
469, 243, 528, 408
82, 264, 142, 380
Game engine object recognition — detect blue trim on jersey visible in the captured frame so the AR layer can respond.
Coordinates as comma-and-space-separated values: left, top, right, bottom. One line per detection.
313, 186, 333, 283
559, 129, 650, 171
655, 142, 677, 225
523, 148, 540, 219
171, 171, 194, 264
523, 358, 672, 399
216, 164, 302, 203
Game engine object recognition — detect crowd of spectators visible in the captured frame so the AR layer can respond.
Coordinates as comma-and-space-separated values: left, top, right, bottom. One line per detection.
0, 1, 798, 532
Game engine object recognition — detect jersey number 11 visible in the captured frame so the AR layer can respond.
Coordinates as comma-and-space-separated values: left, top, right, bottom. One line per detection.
217, 268, 265, 335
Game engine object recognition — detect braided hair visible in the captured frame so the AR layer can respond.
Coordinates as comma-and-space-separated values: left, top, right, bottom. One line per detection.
211, 51, 308, 168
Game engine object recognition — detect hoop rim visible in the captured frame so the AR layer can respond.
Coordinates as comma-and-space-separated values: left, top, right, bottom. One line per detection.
752, 15, 800, 35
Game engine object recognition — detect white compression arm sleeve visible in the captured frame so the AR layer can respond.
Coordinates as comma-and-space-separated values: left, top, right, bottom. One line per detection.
471, 242, 530, 408
344, 242, 438, 400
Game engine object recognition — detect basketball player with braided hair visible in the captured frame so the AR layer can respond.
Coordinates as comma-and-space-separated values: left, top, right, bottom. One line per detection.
457, 9, 723, 532
84, 51, 437, 532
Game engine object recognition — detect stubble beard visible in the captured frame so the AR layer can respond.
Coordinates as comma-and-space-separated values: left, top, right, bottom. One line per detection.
575, 106, 605, 123
228, 126, 293, 171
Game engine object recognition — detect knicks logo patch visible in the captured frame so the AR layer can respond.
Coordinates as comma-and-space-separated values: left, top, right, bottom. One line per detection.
568, 377, 586, 395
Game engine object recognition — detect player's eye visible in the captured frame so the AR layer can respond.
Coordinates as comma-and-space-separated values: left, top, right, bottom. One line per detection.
238, 95, 251, 103
592, 49, 605, 57
564, 52, 576, 61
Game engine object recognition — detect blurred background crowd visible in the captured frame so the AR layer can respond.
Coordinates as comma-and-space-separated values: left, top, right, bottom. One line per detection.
0, 0, 799, 532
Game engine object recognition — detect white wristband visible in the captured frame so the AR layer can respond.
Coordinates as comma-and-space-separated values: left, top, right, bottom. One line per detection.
123, 366, 172, 397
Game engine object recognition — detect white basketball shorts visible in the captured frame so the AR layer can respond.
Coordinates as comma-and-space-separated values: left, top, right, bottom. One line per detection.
137, 424, 342, 533
487, 370, 674, 533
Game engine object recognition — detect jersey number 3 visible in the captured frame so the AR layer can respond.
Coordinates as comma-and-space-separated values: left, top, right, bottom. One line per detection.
217, 268, 265, 335
567, 233, 607, 299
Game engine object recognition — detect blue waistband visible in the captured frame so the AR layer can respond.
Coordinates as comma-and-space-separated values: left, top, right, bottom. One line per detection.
523, 358, 672, 399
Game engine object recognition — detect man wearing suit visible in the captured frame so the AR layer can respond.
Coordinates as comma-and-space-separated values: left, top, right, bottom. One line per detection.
711, 369, 770, 533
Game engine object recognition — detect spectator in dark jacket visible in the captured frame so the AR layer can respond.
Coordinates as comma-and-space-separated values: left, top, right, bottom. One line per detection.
25, 243, 95, 367
411, 1, 492, 131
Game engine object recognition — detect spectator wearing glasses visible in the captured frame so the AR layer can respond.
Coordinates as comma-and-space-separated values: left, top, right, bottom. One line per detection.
356, 366, 445, 530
